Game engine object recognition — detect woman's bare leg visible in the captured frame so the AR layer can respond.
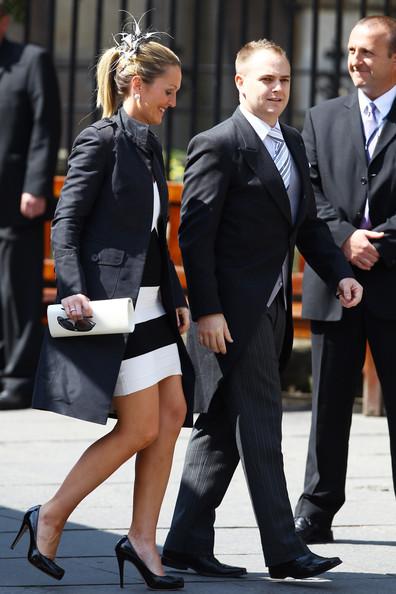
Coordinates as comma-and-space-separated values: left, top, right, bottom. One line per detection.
128, 375, 186, 575
37, 385, 160, 559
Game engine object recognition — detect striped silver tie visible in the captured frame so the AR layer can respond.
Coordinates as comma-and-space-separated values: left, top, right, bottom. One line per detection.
268, 127, 291, 190
363, 102, 379, 161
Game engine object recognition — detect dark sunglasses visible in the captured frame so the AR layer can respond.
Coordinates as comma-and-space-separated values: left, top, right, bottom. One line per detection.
57, 316, 96, 333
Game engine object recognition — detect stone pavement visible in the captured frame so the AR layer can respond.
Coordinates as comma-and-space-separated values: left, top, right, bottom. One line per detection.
1, 407, 395, 593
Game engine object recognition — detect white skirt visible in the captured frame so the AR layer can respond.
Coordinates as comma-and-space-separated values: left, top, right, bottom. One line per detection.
113, 287, 181, 396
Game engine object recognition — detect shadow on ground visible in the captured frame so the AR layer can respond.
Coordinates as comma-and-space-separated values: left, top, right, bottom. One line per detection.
1, 506, 396, 593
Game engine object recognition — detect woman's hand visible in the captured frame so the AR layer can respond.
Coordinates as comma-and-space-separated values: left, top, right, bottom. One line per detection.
176, 307, 190, 334
61, 294, 92, 320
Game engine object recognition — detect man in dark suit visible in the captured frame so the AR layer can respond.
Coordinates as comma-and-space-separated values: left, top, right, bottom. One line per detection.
161, 39, 362, 579
0, 4, 61, 409
294, 15, 396, 544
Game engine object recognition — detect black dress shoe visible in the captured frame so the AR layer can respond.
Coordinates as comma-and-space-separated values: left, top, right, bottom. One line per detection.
162, 549, 247, 577
268, 551, 341, 579
0, 389, 31, 410
115, 537, 184, 589
295, 516, 334, 544
10, 505, 65, 580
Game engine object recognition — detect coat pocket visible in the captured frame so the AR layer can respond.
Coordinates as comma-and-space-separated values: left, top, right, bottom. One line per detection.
85, 247, 125, 299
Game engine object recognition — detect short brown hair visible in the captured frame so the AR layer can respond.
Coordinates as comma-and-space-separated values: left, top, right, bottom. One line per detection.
355, 15, 396, 55
235, 39, 287, 73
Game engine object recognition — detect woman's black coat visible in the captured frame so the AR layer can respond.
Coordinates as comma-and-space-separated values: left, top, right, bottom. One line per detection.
33, 109, 194, 425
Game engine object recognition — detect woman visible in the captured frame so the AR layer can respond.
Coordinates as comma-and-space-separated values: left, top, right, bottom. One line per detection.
11, 20, 194, 591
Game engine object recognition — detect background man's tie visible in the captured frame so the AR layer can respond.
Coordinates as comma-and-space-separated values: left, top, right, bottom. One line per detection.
363, 102, 380, 161
361, 102, 380, 228
268, 127, 291, 189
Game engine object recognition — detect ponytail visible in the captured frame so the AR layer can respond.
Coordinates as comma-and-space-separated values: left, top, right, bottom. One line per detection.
96, 48, 121, 118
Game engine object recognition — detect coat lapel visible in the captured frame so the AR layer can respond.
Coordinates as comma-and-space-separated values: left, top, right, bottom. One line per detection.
115, 109, 168, 226
149, 134, 169, 224
233, 108, 292, 225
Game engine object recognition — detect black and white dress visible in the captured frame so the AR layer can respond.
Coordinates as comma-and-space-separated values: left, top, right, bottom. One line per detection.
113, 182, 182, 396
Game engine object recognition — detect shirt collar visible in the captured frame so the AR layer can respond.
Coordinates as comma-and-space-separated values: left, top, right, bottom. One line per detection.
358, 86, 396, 121
119, 106, 150, 148
239, 104, 281, 140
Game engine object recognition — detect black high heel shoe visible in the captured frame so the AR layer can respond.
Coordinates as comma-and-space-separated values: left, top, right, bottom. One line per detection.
10, 505, 65, 581
115, 536, 184, 590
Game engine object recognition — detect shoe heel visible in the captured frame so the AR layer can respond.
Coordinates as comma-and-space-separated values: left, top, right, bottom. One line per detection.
10, 520, 28, 550
116, 552, 125, 588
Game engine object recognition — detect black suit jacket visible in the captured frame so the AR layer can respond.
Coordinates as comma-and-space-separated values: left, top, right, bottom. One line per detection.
302, 93, 396, 321
0, 37, 61, 227
179, 107, 352, 376
33, 111, 194, 425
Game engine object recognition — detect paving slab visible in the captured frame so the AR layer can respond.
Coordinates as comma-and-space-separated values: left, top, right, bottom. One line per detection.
1, 408, 395, 594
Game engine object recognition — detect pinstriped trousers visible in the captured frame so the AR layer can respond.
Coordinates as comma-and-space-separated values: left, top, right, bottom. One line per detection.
164, 294, 307, 566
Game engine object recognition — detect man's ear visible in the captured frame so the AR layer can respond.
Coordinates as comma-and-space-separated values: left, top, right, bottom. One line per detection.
235, 73, 243, 92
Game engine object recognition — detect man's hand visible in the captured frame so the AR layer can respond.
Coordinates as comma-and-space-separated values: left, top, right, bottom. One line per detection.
341, 229, 384, 270
176, 307, 190, 335
336, 278, 363, 308
20, 193, 46, 219
197, 313, 233, 354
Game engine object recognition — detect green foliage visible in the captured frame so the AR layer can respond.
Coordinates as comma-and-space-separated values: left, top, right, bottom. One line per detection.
167, 149, 186, 182
3, 0, 25, 21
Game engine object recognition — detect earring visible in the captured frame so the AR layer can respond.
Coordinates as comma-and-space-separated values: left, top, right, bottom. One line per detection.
134, 93, 140, 101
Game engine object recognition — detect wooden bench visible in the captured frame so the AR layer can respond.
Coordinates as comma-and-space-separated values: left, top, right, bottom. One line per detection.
44, 177, 382, 415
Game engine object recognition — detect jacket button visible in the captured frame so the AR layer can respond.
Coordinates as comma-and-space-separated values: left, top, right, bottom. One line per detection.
360, 177, 367, 185
356, 210, 362, 217
91, 254, 99, 262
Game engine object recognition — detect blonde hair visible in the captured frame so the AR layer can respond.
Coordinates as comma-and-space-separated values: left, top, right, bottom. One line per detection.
235, 39, 287, 73
96, 41, 181, 117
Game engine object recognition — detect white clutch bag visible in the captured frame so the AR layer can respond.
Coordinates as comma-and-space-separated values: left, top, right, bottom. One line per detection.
47, 298, 135, 338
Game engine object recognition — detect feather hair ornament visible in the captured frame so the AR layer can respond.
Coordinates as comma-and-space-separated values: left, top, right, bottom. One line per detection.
112, 12, 166, 62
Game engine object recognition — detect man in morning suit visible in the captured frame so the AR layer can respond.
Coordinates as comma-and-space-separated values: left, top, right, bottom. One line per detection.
161, 39, 362, 580
0, 4, 61, 409
295, 15, 396, 544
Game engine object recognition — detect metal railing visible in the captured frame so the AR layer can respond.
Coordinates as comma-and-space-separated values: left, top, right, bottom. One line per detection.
16, 0, 396, 175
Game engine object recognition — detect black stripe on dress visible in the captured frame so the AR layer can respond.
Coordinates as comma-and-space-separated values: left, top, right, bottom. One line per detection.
122, 314, 176, 360
141, 230, 162, 286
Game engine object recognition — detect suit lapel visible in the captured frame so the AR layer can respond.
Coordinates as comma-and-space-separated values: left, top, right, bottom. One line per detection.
233, 108, 292, 225
281, 125, 310, 226
343, 92, 396, 165
371, 97, 396, 163
344, 94, 367, 167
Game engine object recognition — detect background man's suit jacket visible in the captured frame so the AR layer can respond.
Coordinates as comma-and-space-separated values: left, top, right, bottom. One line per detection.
0, 37, 61, 228
179, 107, 352, 378
302, 93, 396, 322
